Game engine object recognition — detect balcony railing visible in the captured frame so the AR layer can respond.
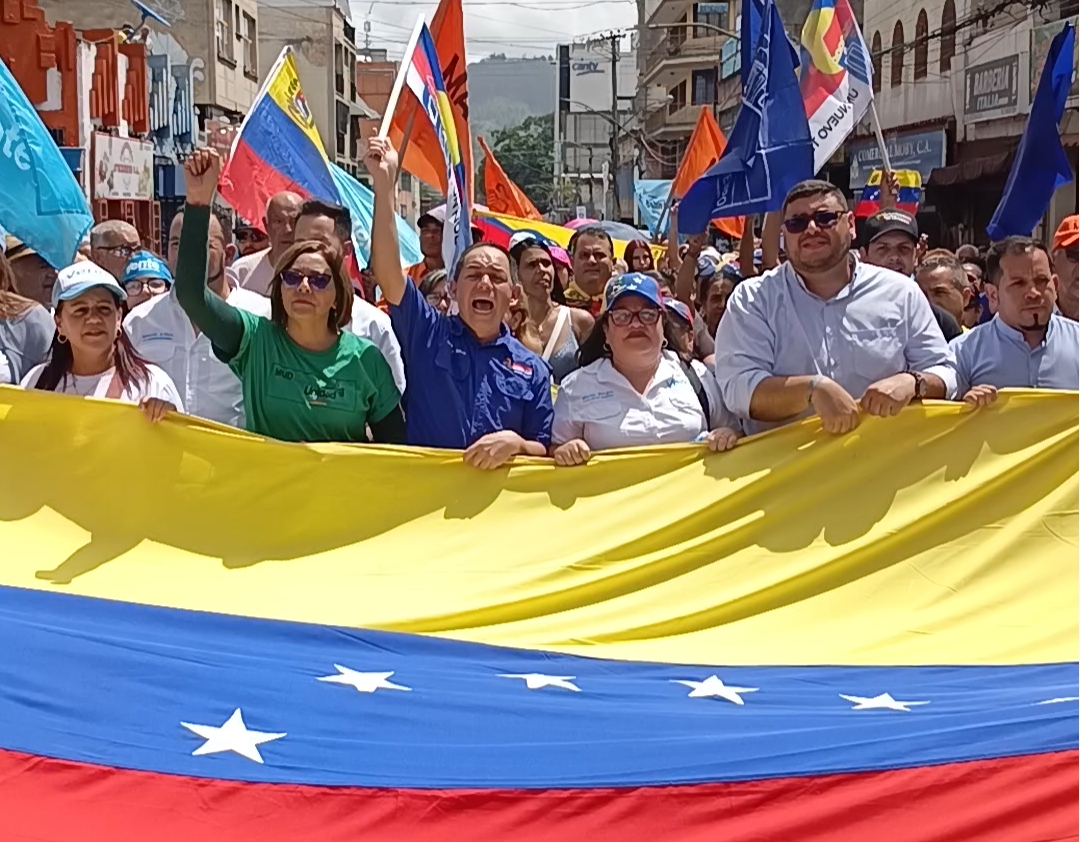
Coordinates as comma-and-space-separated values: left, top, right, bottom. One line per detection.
645, 31, 726, 78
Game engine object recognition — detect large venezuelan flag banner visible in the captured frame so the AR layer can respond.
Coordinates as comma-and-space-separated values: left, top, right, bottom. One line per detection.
0, 386, 1076, 841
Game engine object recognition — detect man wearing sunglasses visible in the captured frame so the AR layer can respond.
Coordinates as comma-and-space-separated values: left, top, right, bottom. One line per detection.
713, 179, 956, 436
1050, 215, 1078, 322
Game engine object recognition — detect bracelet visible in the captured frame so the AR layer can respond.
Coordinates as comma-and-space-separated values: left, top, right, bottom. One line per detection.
807, 374, 823, 404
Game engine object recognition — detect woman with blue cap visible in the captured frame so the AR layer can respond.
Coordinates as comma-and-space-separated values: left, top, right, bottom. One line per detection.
550, 272, 741, 466
21, 261, 183, 422
122, 250, 173, 310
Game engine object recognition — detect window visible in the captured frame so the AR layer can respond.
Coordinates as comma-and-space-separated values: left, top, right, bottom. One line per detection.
871, 31, 882, 92
334, 44, 345, 97
241, 12, 257, 79
720, 36, 739, 79
913, 10, 928, 80
693, 2, 728, 38
890, 21, 904, 88
940, 0, 956, 71
215, 0, 235, 64
668, 80, 686, 115
691, 68, 716, 105
671, 13, 688, 47
348, 51, 357, 101
335, 100, 349, 157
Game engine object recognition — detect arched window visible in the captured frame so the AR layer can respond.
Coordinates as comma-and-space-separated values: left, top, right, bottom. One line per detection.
940, 0, 956, 72
914, 10, 928, 80
871, 31, 882, 92
890, 21, 905, 88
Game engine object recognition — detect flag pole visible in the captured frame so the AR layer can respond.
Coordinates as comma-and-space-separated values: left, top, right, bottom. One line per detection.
868, 101, 894, 172
378, 15, 426, 139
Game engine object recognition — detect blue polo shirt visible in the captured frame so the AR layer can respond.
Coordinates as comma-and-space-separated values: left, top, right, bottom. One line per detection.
390, 280, 554, 449
949, 313, 1080, 394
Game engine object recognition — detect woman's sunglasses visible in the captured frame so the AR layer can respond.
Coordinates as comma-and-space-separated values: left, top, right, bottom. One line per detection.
608, 307, 661, 327
280, 269, 334, 290
781, 210, 844, 234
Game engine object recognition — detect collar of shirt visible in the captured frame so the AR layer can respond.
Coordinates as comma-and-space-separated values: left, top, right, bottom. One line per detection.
787, 253, 863, 303
447, 315, 517, 350
991, 313, 1055, 350
592, 352, 682, 396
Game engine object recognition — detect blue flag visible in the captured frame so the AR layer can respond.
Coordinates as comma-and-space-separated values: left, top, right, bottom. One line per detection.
328, 163, 422, 267
679, 0, 813, 234
741, 0, 799, 91
0, 60, 92, 269
635, 179, 672, 237
986, 24, 1075, 240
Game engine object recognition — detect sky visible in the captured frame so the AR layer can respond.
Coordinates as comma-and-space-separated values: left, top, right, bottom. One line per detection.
350, 0, 639, 61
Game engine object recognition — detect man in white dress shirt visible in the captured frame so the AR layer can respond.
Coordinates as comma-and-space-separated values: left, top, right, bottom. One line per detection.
713, 180, 957, 436
293, 198, 406, 395
125, 206, 270, 428
229, 191, 303, 295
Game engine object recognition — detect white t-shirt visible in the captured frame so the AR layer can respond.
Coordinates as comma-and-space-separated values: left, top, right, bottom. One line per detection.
552, 351, 740, 451
227, 249, 274, 296
20, 362, 185, 412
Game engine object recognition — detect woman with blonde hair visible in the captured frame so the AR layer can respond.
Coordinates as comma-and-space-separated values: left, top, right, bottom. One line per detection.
173, 148, 404, 444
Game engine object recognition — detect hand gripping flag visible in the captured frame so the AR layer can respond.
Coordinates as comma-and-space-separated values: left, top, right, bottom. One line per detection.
679, 0, 814, 233
855, 168, 922, 217
397, 19, 472, 275
0, 60, 93, 270
0, 386, 1077, 841
799, 0, 875, 174
987, 23, 1075, 240
219, 48, 421, 268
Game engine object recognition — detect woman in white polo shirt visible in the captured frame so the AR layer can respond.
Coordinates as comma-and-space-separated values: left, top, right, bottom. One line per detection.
550, 273, 741, 466
21, 261, 183, 422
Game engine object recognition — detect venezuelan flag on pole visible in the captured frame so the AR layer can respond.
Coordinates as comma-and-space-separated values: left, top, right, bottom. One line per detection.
856, 168, 922, 217
219, 48, 421, 267
386, 17, 471, 275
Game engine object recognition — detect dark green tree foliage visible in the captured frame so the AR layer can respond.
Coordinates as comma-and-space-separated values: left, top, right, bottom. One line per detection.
476, 113, 555, 212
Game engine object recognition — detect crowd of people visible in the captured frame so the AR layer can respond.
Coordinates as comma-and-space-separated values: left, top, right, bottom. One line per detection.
0, 135, 1076, 471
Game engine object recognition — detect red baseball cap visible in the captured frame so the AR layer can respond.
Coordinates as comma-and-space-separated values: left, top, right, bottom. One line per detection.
1052, 215, 1078, 252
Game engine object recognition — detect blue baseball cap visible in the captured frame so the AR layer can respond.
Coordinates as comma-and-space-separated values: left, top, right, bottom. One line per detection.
123, 250, 173, 286
52, 261, 127, 309
663, 296, 693, 325
603, 272, 664, 311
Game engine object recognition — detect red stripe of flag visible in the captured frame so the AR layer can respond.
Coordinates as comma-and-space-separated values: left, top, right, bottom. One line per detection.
0, 747, 1074, 842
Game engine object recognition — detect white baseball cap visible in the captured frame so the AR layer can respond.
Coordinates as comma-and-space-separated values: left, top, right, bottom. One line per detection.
51, 260, 127, 310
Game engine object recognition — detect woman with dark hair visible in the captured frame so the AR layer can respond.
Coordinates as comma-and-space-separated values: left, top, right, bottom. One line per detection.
173, 149, 405, 444
550, 273, 741, 466
623, 239, 655, 273
21, 262, 182, 421
0, 247, 54, 385
418, 267, 450, 315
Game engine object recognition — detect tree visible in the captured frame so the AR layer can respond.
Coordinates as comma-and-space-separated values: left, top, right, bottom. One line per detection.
484, 113, 555, 212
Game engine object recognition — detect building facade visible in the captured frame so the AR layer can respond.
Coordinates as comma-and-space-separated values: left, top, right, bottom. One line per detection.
258, 0, 366, 176
554, 34, 638, 220
862, 0, 1077, 245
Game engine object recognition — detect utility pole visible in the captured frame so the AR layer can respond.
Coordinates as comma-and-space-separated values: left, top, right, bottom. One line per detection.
609, 32, 619, 222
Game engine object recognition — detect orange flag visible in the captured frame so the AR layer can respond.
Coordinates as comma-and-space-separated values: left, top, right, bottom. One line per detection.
388, 0, 473, 202
479, 136, 541, 221
670, 107, 743, 240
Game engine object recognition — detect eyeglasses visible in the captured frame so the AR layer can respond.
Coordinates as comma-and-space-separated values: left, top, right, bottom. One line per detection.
99, 244, 137, 258
123, 278, 169, 295
425, 290, 451, 305
608, 307, 661, 327
782, 211, 844, 234
280, 269, 334, 290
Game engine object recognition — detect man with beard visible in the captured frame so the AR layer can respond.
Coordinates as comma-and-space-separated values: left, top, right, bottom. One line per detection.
713, 180, 956, 436
949, 237, 1079, 407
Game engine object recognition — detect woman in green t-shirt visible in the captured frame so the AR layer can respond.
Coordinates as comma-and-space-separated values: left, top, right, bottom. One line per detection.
173, 149, 405, 444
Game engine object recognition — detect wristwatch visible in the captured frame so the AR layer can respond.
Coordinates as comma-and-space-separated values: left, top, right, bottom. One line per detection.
909, 371, 927, 400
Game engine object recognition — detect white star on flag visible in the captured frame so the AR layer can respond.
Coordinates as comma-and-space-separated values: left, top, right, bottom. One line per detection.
317, 665, 412, 693
840, 693, 929, 711
500, 673, 581, 691
672, 675, 759, 704
1036, 696, 1080, 705
180, 708, 286, 763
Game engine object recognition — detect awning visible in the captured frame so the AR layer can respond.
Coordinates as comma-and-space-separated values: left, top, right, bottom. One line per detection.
928, 150, 1014, 187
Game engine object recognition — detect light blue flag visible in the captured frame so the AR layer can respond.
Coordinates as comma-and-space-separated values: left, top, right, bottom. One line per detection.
679, 0, 813, 233
635, 179, 672, 237
0, 59, 93, 269
329, 164, 422, 267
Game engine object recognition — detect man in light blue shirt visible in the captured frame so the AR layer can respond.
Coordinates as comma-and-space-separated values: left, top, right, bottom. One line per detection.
950, 236, 1079, 405
713, 180, 957, 436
